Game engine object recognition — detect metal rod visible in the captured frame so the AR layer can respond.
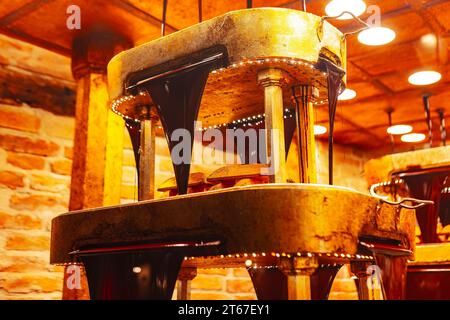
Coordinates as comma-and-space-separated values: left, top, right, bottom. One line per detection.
161, 0, 168, 37
437, 108, 447, 146
302, 0, 307, 11
422, 94, 433, 147
322, 11, 370, 38
198, 0, 202, 22
386, 107, 396, 153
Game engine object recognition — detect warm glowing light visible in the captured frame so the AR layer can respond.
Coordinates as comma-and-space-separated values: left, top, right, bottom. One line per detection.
325, 0, 367, 20
314, 125, 327, 136
338, 88, 356, 101
358, 27, 396, 46
401, 133, 426, 143
387, 124, 413, 135
132, 266, 142, 273
408, 71, 442, 86
245, 259, 253, 267
420, 33, 437, 47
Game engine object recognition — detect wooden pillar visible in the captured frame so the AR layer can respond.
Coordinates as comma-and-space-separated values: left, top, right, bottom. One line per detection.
258, 68, 287, 183
292, 85, 317, 183
63, 30, 131, 300
279, 256, 318, 300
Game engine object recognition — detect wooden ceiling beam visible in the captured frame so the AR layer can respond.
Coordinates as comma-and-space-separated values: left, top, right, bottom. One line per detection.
0, 63, 76, 116
112, 0, 179, 34
0, 26, 71, 56
0, 0, 55, 27
348, 61, 395, 95
406, 0, 448, 35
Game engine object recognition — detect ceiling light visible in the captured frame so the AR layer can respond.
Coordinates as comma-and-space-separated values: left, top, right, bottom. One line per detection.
325, 0, 367, 20
401, 133, 426, 143
408, 70, 442, 86
420, 33, 437, 48
338, 88, 356, 101
387, 124, 413, 135
358, 27, 396, 46
132, 266, 142, 273
314, 125, 327, 135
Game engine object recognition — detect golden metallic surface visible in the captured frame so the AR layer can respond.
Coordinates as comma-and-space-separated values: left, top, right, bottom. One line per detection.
365, 146, 450, 185
50, 184, 414, 265
107, 8, 346, 127
409, 243, 450, 266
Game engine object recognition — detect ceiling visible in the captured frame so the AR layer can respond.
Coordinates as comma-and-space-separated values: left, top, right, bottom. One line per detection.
0, 0, 449, 151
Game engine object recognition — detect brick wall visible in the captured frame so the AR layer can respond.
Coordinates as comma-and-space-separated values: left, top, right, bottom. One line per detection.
0, 104, 73, 299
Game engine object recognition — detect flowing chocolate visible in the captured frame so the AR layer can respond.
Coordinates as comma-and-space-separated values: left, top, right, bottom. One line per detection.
81, 252, 183, 300
316, 58, 346, 185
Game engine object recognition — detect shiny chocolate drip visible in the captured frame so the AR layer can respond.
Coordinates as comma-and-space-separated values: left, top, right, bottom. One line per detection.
81, 252, 183, 300
374, 254, 408, 300
146, 67, 210, 195
126, 48, 227, 195
360, 241, 411, 300
317, 58, 345, 185
248, 265, 341, 300
401, 170, 449, 243
440, 190, 450, 226
125, 119, 141, 175
234, 111, 296, 164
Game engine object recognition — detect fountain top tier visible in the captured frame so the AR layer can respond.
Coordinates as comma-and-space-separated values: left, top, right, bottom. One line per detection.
107, 8, 346, 126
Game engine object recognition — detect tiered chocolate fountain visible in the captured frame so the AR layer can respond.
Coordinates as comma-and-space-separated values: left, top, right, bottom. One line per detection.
366, 146, 450, 299
51, 8, 428, 300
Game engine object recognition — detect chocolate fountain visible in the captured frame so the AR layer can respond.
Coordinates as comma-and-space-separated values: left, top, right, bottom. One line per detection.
366, 146, 450, 299
50, 8, 428, 300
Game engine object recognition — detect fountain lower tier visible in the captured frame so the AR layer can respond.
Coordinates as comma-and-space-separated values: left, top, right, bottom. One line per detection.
50, 184, 415, 299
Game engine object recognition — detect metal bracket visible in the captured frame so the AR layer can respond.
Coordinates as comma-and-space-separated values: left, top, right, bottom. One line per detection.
369, 183, 434, 209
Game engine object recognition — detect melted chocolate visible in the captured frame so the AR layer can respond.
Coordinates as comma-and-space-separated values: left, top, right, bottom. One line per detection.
400, 169, 449, 243
81, 252, 182, 300
248, 264, 341, 300
126, 47, 227, 195
360, 240, 411, 300
146, 66, 210, 195
233, 110, 296, 164
316, 58, 345, 185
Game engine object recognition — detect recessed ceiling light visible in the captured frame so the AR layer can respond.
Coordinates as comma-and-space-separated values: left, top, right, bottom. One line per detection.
358, 27, 396, 46
314, 125, 327, 135
420, 33, 437, 48
338, 88, 356, 101
132, 266, 142, 273
408, 70, 442, 86
401, 133, 426, 143
387, 124, 413, 135
325, 0, 367, 20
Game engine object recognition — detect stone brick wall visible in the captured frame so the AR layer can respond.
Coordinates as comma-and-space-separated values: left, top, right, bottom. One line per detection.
0, 104, 73, 299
